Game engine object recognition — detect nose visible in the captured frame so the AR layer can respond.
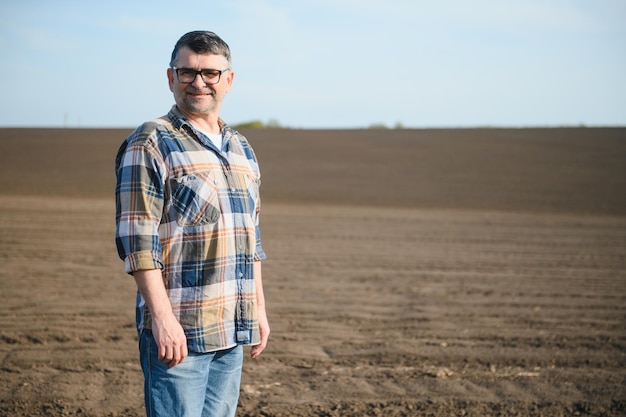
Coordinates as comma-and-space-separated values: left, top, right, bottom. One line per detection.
191, 73, 207, 87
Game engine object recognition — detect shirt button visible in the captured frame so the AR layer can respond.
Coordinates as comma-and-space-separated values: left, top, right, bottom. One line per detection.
214, 179, 218, 185
239, 272, 244, 278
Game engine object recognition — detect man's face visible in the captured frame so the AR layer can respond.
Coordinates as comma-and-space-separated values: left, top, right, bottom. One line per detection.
167, 46, 233, 118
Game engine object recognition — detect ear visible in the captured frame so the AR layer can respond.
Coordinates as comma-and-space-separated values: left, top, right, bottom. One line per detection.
224, 70, 234, 93
167, 67, 175, 92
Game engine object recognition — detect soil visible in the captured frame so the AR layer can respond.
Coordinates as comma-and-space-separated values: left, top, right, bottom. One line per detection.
0, 127, 624, 416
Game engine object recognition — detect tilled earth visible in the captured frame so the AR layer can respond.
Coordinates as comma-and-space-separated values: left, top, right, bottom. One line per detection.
0, 127, 624, 416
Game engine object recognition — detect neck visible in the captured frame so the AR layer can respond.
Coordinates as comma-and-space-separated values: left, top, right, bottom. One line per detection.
190, 118, 222, 134
180, 108, 223, 134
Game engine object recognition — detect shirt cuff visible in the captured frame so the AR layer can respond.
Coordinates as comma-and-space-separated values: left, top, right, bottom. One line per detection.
124, 251, 164, 274
254, 245, 267, 262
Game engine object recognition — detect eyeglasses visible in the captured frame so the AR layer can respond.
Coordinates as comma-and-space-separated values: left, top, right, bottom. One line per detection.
172, 67, 230, 84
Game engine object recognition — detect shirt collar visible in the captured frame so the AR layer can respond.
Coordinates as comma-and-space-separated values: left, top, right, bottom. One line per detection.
167, 105, 228, 133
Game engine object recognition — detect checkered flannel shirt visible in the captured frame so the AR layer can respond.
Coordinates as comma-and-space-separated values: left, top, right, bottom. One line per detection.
115, 106, 266, 352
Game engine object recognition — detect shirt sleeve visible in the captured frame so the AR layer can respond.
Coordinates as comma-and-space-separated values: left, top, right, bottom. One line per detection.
115, 126, 167, 274
239, 135, 267, 262
254, 224, 267, 262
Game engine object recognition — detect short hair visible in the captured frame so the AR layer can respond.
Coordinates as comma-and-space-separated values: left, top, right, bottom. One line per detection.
169, 31, 231, 68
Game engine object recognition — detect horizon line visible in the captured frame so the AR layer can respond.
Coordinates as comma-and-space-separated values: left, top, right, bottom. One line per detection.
1, 123, 625, 130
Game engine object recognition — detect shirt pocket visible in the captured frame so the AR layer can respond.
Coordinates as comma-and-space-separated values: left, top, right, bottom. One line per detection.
169, 172, 220, 226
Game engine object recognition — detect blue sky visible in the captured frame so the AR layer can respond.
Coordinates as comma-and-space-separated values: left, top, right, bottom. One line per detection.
1, 0, 625, 128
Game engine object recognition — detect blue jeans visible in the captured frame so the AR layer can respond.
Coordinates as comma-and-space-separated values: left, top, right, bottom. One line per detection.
139, 330, 243, 417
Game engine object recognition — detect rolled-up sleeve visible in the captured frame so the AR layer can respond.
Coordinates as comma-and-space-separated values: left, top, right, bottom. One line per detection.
115, 128, 166, 274
254, 225, 267, 262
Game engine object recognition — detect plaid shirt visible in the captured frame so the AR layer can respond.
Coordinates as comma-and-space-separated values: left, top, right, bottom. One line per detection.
115, 106, 266, 353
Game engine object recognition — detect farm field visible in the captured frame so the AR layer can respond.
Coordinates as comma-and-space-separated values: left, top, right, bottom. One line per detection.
0, 127, 624, 416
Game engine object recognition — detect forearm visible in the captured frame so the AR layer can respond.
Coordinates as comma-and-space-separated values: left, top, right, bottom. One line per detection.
133, 268, 188, 367
254, 261, 266, 309
251, 261, 269, 358
133, 269, 174, 320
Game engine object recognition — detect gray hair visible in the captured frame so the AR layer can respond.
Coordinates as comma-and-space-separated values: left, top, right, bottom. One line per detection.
169, 31, 231, 68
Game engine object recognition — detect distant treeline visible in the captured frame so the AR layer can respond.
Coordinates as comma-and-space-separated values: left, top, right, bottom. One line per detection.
232, 119, 283, 129
232, 119, 406, 129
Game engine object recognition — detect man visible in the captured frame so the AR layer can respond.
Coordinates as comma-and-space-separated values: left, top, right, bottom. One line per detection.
115, 31, 269, 417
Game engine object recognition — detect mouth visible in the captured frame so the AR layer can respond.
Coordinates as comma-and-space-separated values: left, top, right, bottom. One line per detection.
186, 89, 214, 99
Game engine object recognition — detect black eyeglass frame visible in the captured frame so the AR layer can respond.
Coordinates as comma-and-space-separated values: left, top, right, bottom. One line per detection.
171, 67, 231, 84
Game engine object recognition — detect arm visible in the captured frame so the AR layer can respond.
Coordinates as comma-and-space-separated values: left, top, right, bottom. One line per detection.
250, 261, 270, 359
134, 269, 188, 367
116, 131, 186, 366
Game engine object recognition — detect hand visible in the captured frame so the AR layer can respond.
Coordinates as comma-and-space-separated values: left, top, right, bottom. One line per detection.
152, 314, 188, 367
133, 270, 188, 368
250, 307, 270, 359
